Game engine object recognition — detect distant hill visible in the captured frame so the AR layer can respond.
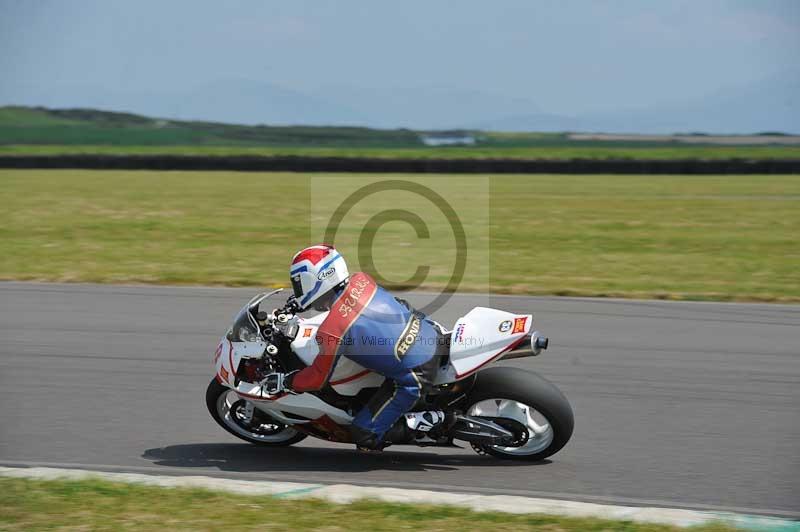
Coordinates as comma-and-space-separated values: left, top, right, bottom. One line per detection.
0, 106, 422, 147
0, 79, 363, 127
309, 86, 543, 130
2, 72, 797, 134
475, 71, 800, 134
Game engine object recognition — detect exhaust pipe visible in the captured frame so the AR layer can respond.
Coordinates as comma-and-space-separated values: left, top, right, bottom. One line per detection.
502, 331, 549, 360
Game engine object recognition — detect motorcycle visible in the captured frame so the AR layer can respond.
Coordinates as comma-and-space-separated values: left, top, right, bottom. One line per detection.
206, 289, 574, 460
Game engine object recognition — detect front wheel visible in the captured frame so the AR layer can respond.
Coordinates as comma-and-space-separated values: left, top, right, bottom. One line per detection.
464, 367, 574, 461
205, 379, 307, 446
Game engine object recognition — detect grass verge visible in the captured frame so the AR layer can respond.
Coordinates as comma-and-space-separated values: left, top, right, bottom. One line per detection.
0, 477, 740, 531
1, 170, 798, 302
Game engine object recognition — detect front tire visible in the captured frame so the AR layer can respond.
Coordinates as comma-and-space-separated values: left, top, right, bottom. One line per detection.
205, 379, 307, 446
465, 367, 574, 461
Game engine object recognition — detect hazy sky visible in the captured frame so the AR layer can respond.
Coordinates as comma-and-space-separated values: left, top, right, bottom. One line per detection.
1, 0, 798, 115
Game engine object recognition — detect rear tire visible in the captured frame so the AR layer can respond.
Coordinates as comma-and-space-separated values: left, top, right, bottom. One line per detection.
205, 379, 307, 446
465, 367, 573, 461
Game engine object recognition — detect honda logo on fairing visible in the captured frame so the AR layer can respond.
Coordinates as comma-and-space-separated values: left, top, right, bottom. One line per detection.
317, 267, 336, 280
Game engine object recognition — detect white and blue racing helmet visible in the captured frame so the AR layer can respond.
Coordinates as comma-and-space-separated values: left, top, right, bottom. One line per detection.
290, 244, 349, 310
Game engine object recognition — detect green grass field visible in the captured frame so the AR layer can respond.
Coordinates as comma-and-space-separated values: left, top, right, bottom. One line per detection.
1, 170, 798, 302
0, 477, 739, 531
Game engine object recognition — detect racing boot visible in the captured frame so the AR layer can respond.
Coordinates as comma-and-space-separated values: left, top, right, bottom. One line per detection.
404, 410, 446, 433
350, 425, 390, 453
404, 410, 453, 445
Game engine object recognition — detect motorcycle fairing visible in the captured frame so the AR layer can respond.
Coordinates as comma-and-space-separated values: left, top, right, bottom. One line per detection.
252, 393, 353, 425
290, 313, 325, 365
445, 307, 532, 379
214, 337, 268, 387
214, 337, 278, 398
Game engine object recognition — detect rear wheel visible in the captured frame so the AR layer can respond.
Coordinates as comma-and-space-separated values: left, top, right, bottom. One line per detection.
464, 367, 573, 461
205, 379, 307, 446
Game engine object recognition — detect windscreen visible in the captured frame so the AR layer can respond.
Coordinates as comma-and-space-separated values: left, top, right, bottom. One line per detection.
228, 305, 260, 343
226, 289, 287, 343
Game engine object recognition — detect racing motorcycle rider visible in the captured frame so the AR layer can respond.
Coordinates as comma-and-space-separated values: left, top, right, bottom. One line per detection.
264, 244, 447, 451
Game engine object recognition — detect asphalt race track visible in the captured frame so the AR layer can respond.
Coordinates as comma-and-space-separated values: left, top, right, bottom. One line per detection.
0, 282, 798, 517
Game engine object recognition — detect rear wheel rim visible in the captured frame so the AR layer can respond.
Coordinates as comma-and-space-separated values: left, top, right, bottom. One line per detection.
468, 398, 554, 456
216, 390, 299, 443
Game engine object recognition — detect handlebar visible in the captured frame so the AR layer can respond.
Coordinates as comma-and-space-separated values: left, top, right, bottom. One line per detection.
256, 296, 301, 349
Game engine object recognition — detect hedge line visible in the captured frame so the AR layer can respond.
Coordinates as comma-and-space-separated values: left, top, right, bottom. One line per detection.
1, 155, 798, 174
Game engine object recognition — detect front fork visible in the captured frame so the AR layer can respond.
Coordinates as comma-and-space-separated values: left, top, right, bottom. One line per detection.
242, 401, 256, 423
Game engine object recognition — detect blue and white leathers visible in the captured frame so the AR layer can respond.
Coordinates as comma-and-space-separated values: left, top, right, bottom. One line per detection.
346, 284, 440, 437
290, 272, 439, 439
